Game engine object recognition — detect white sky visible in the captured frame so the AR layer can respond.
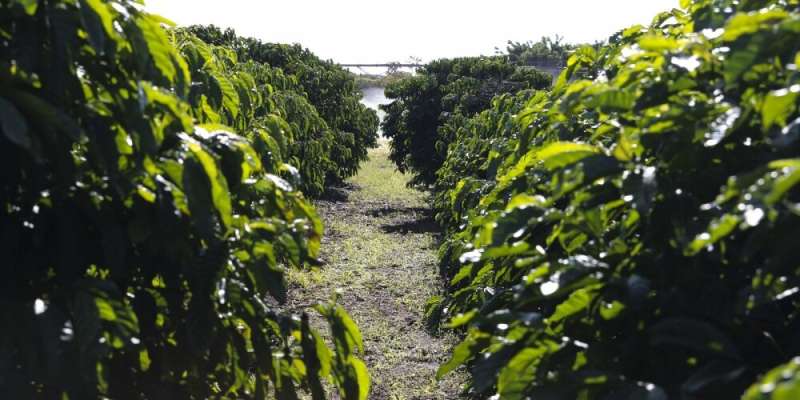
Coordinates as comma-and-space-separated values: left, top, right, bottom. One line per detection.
145, 0, 678, 64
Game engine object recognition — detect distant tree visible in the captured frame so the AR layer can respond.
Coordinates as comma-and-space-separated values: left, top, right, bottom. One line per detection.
387, 62, 402, 75
506, 35, 576, 66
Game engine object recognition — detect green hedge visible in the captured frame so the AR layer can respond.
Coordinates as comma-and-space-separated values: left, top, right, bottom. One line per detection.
381, 56, 553, 187
186, 25, 379, 185
431, 0, 800, 398
0, 2, 368, 398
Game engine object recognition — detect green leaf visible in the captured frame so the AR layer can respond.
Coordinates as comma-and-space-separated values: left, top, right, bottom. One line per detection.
314, 332, 332, 377
450, 264, 473, 285
214, 73, 240, 119
13, 0, 37, 15
723, 10, 788, 42
138, 82, 193, 131
622, 24, 645, 39
586, 88, 636, 111
139, 350, 151, 372
484, 241, 531, 259
95, 298, 117, 321
497, 343, 557, 400
505, 193, 546, 211
437, 331, 489, 379
548, 286, 599, 325
78, 0, 115, 54
351, 357, 370, 400
763, 88, 799, 129
686, 214, 741, 255
639, 35, 681, 52
0, 97, 31, 150
337, 306, 363, 353
743, 358, 800, 400
134, 14, 189, 90
613, 133, 640, 161
766, 159, 800, 205
536, 142, 602, 170
446, 310, 477, 328
183, 133, 233, 230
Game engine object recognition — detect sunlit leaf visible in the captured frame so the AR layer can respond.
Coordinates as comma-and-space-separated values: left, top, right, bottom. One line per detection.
536, 142, 602, 170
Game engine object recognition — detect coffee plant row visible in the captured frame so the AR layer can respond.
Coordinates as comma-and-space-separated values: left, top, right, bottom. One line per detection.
381, 56, 553, 187
0, 1, 375, 398
185, 25, 380, 186
417, 0, 800, 398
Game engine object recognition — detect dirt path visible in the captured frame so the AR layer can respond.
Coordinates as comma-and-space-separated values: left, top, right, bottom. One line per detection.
287, 143, 465, 399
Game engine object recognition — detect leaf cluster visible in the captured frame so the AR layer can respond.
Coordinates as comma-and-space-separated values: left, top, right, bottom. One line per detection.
381, 56, 553, 187
505, 36, 579, 67
0, 1, 368, 398
431, 0, 800, 398
185, 25, 380, 185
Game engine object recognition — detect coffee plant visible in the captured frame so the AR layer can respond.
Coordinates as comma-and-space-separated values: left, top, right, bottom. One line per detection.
174, 32, 338, 197
431, 0, 800, 398
0, 1, 368, 398
431, 91, 537, 234
381, 56, 553, 187
185, 25, 380, 185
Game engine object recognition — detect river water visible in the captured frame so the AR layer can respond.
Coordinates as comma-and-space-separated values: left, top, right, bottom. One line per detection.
359, 86, 390, 136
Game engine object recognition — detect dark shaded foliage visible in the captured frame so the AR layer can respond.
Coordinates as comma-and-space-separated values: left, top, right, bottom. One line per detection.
0, 1, 368, 398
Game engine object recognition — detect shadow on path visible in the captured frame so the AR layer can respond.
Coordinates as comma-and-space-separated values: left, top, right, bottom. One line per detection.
381, 215, 440, 235
370, 205, 441, 235
319, 183, 359, 202
368, 205, 429, 217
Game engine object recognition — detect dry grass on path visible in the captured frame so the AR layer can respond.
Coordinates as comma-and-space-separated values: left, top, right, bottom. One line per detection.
287, 142, 466, 399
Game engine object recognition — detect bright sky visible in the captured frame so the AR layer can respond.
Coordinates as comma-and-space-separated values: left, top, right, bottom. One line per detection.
145, 0, 678, 64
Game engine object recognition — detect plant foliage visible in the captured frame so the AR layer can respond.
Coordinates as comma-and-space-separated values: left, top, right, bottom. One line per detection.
174, 31, 339, 197
505, 36, 578, 67
0, 1, 368, 398
381, 56, 553, 187
431, 0, 800, 398
185, 25, 380, 184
